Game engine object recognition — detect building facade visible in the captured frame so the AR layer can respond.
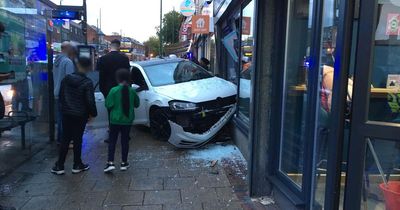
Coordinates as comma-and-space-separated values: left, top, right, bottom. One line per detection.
204, 0, 400, 209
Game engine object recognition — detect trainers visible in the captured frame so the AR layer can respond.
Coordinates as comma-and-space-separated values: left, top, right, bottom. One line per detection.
51, 164, 65, 175
104, 162, 116, 173
120, 162, 130, 171
72, 163, 90, 174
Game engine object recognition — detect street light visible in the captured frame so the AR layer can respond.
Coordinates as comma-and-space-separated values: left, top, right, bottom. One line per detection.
159, 0, 162, 57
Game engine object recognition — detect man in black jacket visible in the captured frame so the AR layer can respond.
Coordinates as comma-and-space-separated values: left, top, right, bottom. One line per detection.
97, 39, 130, 142
51, 57, 97, 175
98, 39, 130, 97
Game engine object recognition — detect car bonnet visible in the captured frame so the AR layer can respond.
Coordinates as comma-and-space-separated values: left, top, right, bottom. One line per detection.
153, 77, 237, 103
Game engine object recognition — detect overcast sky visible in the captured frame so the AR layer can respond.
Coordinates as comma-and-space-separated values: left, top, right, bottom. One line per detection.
51, 0, 182, 42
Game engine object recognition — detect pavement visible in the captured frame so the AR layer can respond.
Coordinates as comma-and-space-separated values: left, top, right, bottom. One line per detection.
0, 125, 279, 210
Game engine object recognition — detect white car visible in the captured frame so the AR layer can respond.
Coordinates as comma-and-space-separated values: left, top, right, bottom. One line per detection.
128, 58, 237, 148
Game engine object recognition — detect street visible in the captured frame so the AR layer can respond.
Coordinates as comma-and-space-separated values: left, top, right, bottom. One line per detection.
0, 125, 276, 210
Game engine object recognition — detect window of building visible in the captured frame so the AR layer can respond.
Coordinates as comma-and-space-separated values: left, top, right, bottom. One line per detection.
222, 12, 240, 84
238, 1, 255, 121
0, 1, 50, 155
362, 1, 400, 208
279, 0, 314, 188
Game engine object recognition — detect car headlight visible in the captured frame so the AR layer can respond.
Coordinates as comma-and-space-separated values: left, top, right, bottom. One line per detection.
169, 101, 198, 111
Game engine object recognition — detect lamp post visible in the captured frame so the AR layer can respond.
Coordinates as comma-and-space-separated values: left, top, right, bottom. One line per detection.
159, 0, 162, 57
83, 0, 88, 45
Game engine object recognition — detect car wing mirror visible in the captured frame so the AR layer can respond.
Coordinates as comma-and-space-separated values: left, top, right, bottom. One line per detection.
132, 84, 143, 92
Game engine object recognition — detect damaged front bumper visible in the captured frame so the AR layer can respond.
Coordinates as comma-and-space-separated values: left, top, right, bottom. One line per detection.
168, 105, 236, 148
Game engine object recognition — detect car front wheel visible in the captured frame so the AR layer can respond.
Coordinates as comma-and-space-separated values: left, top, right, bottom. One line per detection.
149, 109, 171, 141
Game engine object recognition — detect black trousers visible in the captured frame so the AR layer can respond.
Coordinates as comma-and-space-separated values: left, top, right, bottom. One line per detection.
108, 124, 131, 162
57, 114, 87, 167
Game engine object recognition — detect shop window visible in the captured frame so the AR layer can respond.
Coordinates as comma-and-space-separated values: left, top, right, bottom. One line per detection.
368, 0, 400, 124
238, 1, 255, 121
222, 12, 240, 84
279, 0, 314, 188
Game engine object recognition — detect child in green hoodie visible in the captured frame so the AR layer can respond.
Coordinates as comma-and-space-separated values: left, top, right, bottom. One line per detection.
104, 69, 140, 172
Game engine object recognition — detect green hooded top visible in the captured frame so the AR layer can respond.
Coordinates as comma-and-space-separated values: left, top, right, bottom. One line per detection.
105, 85, 140, 125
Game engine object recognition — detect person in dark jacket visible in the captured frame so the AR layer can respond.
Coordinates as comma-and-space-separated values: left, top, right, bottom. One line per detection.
98, 39, 130, 98
51, 56, 97, 175
97, 39, 130, 142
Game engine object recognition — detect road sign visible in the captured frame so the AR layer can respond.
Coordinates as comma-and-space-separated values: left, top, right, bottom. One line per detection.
180, 0, 195, 17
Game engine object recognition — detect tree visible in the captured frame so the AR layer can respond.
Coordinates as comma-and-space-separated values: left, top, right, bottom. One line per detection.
158, 10, 183, 44
143, 36, 160, 57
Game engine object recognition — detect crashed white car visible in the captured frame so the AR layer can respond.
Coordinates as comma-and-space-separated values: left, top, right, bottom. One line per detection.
129, 58, 237, 148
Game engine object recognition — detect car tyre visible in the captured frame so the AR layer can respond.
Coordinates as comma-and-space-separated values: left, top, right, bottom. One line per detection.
150, 109, 171, 141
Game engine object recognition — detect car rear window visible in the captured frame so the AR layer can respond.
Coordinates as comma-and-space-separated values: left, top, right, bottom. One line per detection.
143, 61, 213, 87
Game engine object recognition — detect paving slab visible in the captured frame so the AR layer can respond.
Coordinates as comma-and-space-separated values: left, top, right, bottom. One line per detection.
20, 195, 67, 210
143, 190, 181, 205
181, 187, 218, 204
164, 177, 196, 190
148, 168, 179, 178
203, 201, 244, 210
163, 203, 203, 210
129, 177, 163, 191
104, 191, 144, 206
0, 196, 31, 209
122, 205, 163, 210
62, 191, 108, 210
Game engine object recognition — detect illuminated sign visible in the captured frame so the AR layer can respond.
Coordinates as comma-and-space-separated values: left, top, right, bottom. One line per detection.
120, 49, 130, 53
52, 10, 81, 20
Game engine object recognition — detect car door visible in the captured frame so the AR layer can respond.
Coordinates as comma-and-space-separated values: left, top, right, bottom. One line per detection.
131, 66, 149, 125
86, 71, 109, 128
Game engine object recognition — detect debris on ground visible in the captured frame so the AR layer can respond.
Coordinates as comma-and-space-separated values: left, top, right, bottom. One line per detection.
187, 144, 243, 162
210, 160, 218, 167
251, 196, 276, 206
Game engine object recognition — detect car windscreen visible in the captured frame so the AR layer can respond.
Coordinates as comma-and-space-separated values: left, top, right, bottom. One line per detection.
143, 61, 213, 87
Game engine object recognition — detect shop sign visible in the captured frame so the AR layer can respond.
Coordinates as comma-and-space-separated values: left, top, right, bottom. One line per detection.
181, 24, 190, 35
192, 15, 210, 34
386, 13, 400, 35
242, 16, 251, 35
180, 0, 195, 17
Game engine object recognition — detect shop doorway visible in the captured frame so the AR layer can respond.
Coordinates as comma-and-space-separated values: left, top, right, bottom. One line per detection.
344, 0, 400, 209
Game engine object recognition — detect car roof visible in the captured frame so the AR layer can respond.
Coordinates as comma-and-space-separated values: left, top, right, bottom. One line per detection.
131, 58, 185, 67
